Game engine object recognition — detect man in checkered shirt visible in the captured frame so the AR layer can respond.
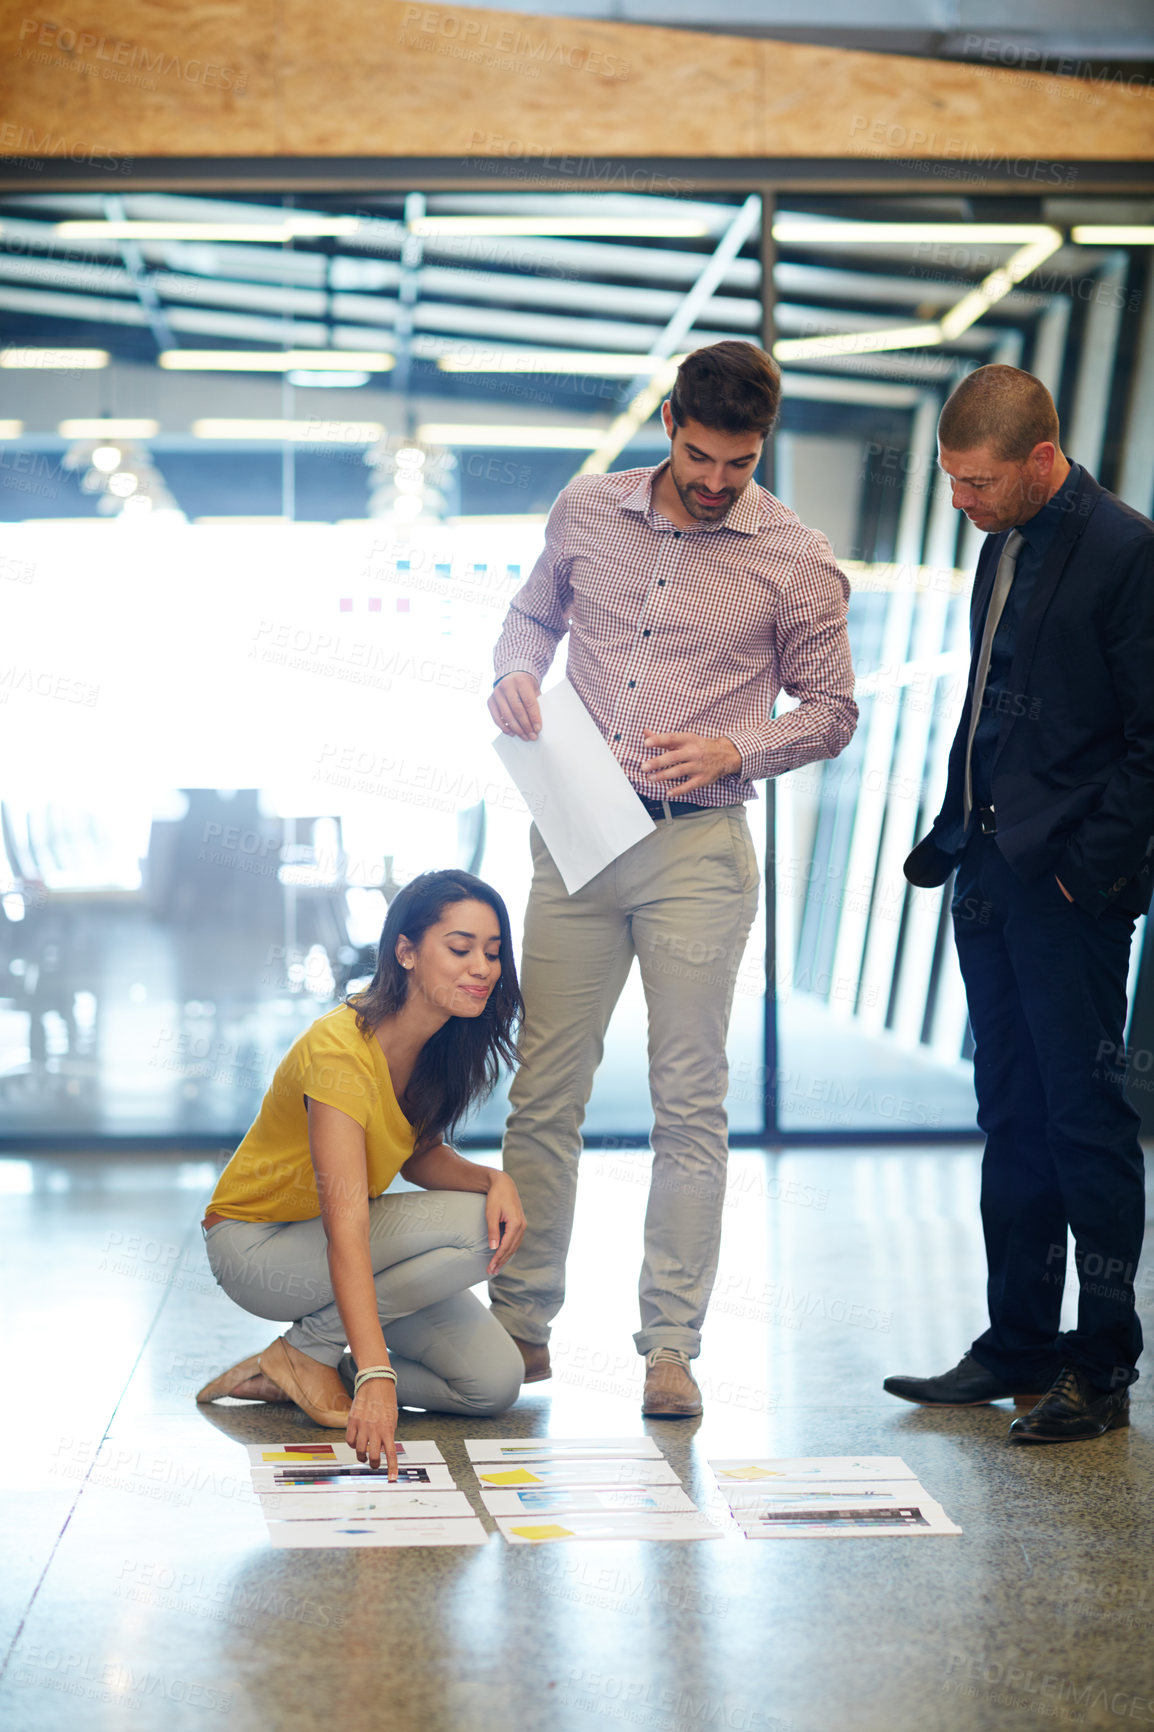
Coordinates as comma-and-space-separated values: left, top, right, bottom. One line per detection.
487, 341, 858, 1416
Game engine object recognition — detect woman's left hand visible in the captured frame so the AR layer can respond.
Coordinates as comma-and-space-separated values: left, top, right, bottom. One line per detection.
484, 1173, 526, 1275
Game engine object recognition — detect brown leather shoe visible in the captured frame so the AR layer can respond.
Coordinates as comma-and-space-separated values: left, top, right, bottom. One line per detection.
642, 1348, 702, 1417
258, 1336, 353, 1427
511, 1337, 551, 1383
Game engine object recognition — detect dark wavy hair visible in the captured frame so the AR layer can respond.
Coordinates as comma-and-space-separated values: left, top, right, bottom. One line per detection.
668, 340, 782, 437
346, 869, 522, 1153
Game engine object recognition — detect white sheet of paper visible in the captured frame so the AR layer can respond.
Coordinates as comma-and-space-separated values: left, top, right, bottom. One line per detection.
246, 1440, 444, 1467
260, 1490, 474, 1521
709, 1456, 916, 1486
492, 679, 655, 894
465, 1435, 663, 1464
253, 1463, 456, 1493
497, 1511, 722, 1544
482, 1485, 696, 1517
724, 1481, 917, 1512
474, 1459, 679, 1489
738, 1494, 961, 1539
266, 1516, 488, 1548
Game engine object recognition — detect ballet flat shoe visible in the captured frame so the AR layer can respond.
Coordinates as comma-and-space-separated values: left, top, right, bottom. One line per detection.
195, 1351, 267, 1404
259, 1336, 353, 1428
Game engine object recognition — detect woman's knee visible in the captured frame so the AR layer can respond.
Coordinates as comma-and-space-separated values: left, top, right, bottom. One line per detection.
406, 1188, 491, 1258
466, 1341, 525, 1416
455, 1326, 524, 1416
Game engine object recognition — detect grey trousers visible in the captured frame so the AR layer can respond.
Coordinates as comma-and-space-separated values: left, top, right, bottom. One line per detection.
489, 807, 759, 1358
204, 1189, 523, 1416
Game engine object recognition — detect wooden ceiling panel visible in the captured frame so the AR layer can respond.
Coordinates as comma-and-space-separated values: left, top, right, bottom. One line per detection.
0, 0, 1149, 160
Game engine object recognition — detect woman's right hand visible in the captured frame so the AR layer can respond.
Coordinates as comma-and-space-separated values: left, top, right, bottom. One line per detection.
347, 1378, 399, 1480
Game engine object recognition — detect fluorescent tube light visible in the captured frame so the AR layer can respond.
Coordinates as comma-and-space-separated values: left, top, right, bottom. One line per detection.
436, 350, 687, 376
160, 350, 393, 372
773, 220, 1061, 245
1, 348, 109, 368
0, 420, 24, 436
56, 218, 361, 242
409, 217, 710, 239
191, 419, 384, 442
58, 418, 159, 438
774, 326, 944, 360
416, 423, 605, 448
938, 229, 1062, 340
1071, 226, 1154, 245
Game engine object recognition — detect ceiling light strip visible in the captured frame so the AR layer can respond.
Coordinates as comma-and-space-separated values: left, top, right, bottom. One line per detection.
409, 217, 710, 238
190, 419, 384, 442
159, 350, 394, 371
1, 347, 109, 368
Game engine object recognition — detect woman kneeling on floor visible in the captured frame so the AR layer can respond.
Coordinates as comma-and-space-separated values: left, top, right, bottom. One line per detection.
197, 869, 527, 1478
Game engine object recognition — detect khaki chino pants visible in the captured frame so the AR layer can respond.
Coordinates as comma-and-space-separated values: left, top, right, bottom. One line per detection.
488, 805, 760, 1358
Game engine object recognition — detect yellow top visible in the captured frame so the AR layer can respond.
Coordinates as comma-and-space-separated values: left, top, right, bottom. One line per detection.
207, 1004, 415, 1223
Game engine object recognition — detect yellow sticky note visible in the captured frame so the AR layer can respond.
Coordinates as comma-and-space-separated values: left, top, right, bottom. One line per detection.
260, 1447, 336, 1463
479, 1468, 543, 1486
509, 1524, 575, 1541
719, 1465, 777, 1481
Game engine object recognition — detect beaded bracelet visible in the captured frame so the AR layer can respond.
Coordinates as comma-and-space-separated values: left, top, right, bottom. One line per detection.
353, 1365, 398, 1394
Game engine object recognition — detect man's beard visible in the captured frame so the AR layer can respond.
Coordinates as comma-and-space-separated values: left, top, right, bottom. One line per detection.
669, 463, 739, 520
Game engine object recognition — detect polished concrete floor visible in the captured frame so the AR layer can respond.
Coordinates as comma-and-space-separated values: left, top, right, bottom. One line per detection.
2, 1145, 1153, 1732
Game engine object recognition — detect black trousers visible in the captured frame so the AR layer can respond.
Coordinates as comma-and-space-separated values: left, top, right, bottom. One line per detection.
952, 830, 1145, 1393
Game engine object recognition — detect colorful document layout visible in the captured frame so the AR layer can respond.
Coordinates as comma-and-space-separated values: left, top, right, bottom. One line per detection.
465, 1436, 664, 1464
482, 1485, 697, 1518
738, 1494, 961, 1539
474, 1459, 679, 1490
247, 1439, 444, 1468
252, 1463, 457, 1493
496, 1511, 723, 1544
709, 1456, 917, 1485
267, 1516, 489, 1548
260, 1490, 474, 1521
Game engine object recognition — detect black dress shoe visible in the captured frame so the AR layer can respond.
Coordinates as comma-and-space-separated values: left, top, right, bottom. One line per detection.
1008, 1366, 1130, 1444
883, 1352, 1046, 1408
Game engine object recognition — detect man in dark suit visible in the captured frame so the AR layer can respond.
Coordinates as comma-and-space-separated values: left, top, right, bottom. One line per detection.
884, 364, 1154, 1443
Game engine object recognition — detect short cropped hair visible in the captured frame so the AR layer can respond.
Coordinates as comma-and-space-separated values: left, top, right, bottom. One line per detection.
668, 340, 782, 438
938, 364, 1061, 462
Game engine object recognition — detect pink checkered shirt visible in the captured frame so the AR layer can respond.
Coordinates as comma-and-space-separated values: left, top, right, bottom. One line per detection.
493, 460, 858, 806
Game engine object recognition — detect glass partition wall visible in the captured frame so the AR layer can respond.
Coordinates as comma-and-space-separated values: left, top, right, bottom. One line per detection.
0, 185, 1149, 1142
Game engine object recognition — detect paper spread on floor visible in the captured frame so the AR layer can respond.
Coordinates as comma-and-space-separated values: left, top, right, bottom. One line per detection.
481, 1485, 697, 1517
246, 1440, 445, 1467
267, 1516, 488, 1548
251, 1462, 457, 1494
708, 1457, 961, 1537
709, 1457, 918, 1483
497, 1511, 723, 1544
465, 1436, 663, 1463
260, 1490, 475, 1521
251, 1442, 471, 1547
474, 1459, 680, 1489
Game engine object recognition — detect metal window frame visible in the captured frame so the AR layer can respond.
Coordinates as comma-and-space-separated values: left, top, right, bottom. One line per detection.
1, 152, 1151, 1151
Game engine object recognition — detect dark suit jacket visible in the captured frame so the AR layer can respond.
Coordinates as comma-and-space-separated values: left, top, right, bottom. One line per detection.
904, 464, 1154, 919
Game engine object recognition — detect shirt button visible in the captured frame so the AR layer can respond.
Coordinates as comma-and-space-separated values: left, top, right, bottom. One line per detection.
673, 531, 681, 539
613, 733, 621, 741
657, 579, 665, 587
628, 680, 636, 688
642, 629, 651, 637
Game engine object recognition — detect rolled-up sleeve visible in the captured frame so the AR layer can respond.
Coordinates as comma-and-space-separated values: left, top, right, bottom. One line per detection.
727, 542, 858, 781
493, 486, 574, 685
